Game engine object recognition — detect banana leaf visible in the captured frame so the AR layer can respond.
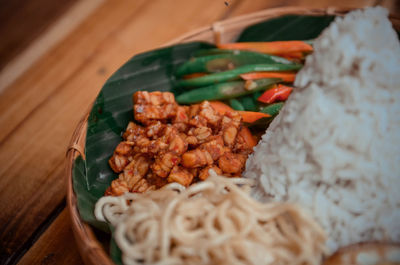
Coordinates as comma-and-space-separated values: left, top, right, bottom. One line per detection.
72, 14, 347, 264
82, 42, 213, 229
237, 15, 335, 42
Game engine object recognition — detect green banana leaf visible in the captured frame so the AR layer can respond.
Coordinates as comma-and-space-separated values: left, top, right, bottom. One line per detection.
72, 13, 352, 264
76, 42, 214, 234
237, 15, 335, 41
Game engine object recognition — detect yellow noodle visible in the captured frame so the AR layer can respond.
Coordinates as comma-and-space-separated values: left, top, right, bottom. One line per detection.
95, 174, 326, 265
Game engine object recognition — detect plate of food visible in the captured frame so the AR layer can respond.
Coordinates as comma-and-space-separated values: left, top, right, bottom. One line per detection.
66, 6, 400, 265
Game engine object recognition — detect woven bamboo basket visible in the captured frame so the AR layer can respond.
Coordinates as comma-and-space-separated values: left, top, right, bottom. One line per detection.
66, 6, 400, 265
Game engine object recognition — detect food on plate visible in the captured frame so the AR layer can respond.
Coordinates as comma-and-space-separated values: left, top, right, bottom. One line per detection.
240, 72, 296, 82
174, 40, 307, 124
217, 40, 313, 59
106, 91, 255, 195
175, 78, 281, 104
91, 6, 400, 265
174, 63, 301, 87
244, 7, 400, 254
174, 50, 294, 77
95, 174, 326, 265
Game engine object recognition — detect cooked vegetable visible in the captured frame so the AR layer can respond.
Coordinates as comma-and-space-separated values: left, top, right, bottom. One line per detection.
238, 94, 258, 111
175, 51, 295, 77
260, 102, 284, 116
193, 49, 294, 64
208, 100, 270, 123
252, 90, 263, 101
182, 72, 207, 79
235, 90, 263, 111
237, 111, 271, 123
209, 101, 234, 115
217, 41, 313, 55
176, 78, 280, 104
173, 42, 302, 131
229, 98, 245, 111
240, 72, 296, 82
237, 126, 257, 148
192, 48, 235, 57
175, 64, 301, 87
257, 84, 293, 104
277, 51, 305, 60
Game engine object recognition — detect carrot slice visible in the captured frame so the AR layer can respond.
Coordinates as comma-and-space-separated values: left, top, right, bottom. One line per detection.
182, 72, 208, 79
238, 127, 257, 148
276, 52, 305, 60
209, 101, 270, 123
240, 72, 296, 82
209, 101, 234, 115
238, 111, 271, 123
257, 84, 293, 104
217, 41, 313, 55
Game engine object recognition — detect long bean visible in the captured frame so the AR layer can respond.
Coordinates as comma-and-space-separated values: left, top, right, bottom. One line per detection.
176, 51, 294, 76
175, 64, 301, 88
229, 99, 245, 111
176, 78, 280, 104
260, 102, 284, 116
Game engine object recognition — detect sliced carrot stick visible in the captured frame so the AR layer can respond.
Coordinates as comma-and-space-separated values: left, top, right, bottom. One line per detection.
209, 101, 270, 123
238, 111, 271, 123
238, 127, 257, 148
276, 52, 305, 60
217, 41, 313, 55
209, 101, 234, 115
182, 72, 208, 79
240, 72, 296, 82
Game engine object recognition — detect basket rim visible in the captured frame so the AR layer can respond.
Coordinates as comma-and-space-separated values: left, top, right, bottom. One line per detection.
66, 6, 400, 265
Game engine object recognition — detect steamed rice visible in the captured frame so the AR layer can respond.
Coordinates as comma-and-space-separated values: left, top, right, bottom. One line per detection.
244, 7, 400, 253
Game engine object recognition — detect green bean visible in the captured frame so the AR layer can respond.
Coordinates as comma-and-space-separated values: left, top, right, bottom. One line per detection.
260, 102, 284, 116
229, 99, 245, 111
175, 64, 301, 88
192, 48, 234, 57
175, 78, 280, 104
235, 91, 262, 111
239, 95, 258, 111
176, 51, 294, 76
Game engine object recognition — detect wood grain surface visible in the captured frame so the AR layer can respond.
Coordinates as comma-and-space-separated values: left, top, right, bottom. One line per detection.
0, 0, 397, 264
16, 209, 83, 265
0, 0, 78, 71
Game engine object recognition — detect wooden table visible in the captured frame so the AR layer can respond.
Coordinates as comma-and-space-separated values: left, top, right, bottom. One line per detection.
0, 0, 398, 264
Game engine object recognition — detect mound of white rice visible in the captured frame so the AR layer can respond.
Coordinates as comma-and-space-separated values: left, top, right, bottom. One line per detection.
244, 7, 400, 253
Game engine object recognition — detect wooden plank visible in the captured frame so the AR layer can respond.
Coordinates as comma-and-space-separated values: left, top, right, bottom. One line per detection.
286, 0, 375, 8
17, 209, 84, 265
0, 0, 149, 262
0, 0, 147, 144
103, 0, 238, 54
228, 0, 376, 18
0, 0, 78, 71
379, 0, 400, 16
0, 163, 66, 264
0, 0, 105, 92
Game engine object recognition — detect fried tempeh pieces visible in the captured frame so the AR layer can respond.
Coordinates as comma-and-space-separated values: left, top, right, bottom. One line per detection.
106, 154, 155, 195
133, 91, 178, 124
221, 111, 242, 147
106, 91, 255, 196
167, 166, 194, 186
218, 152, 247, 174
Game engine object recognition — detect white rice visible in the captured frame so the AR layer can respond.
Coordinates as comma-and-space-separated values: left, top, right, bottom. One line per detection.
244, 7, 400, 253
